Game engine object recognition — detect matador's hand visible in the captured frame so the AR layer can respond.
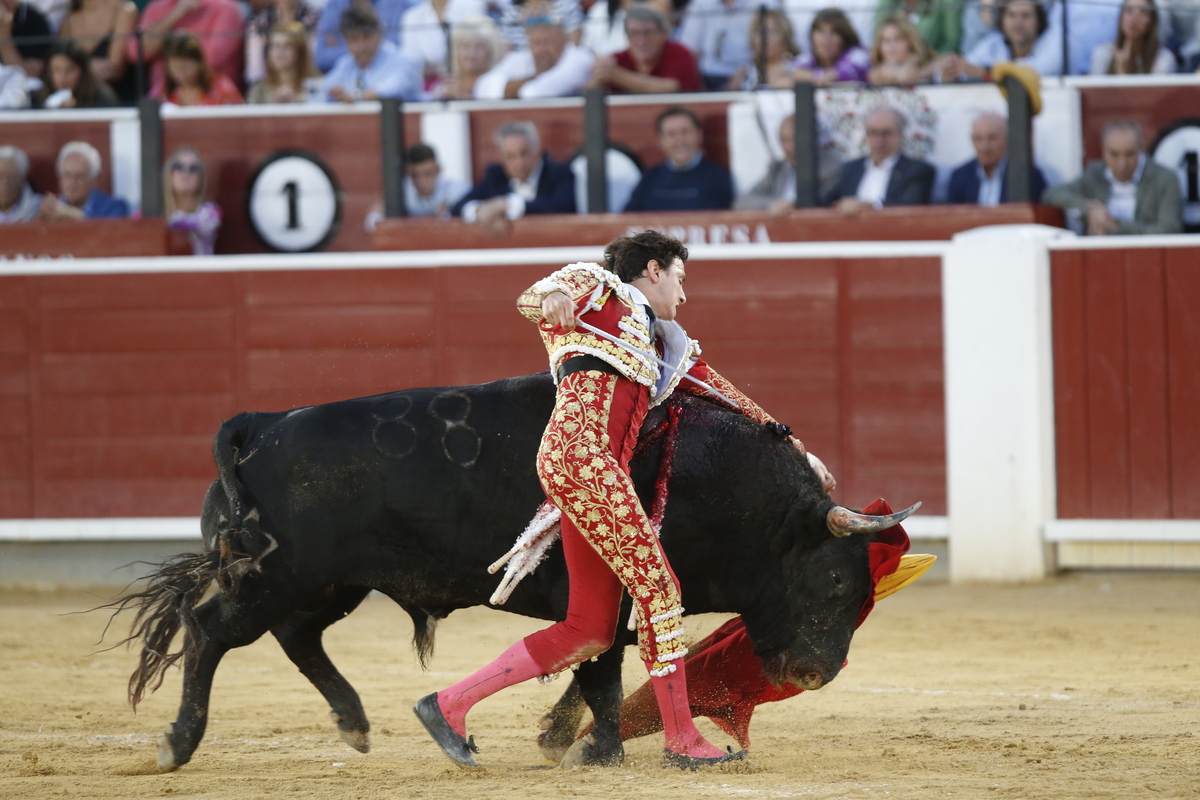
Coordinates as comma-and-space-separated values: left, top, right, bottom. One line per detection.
541, 291, 577, 330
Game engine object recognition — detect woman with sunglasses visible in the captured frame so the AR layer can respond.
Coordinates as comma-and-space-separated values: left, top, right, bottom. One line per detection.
163, 146, 221, 256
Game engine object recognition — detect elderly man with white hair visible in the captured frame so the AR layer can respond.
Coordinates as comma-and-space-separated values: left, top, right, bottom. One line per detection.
946, 111, 1048, 206
37, 141, 130, 221
0, 145, 40, 221
472, 5, 594, 99
821, 105, 935, 216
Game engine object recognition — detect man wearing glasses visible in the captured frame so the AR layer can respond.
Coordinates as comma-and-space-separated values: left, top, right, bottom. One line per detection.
821, 105, 935, 216
587, 2, 701, 94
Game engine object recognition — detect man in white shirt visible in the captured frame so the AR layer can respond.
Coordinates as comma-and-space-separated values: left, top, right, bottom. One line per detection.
450, 120, 576, 234
472, 7, 594, 99
1044, 120, 1183, 235
821, 106, 935, 216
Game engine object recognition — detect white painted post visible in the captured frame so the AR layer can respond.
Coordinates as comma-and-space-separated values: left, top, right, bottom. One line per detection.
942, 225, 1073, 581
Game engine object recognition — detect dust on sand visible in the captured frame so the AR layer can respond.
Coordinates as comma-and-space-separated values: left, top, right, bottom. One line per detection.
1, 572, 1197, 799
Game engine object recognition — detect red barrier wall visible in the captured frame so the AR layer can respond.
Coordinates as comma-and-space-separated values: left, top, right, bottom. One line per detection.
0, 257, 944, 519
1052, 246, 1200, 519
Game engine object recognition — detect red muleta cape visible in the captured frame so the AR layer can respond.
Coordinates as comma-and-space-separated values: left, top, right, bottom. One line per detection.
610, 498, 910, 750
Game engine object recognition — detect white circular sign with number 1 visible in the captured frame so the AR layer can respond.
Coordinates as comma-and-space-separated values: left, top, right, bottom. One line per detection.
248, 151, 342, 252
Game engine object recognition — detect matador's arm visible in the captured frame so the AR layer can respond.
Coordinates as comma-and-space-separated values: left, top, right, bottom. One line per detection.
517, 263, 608, 324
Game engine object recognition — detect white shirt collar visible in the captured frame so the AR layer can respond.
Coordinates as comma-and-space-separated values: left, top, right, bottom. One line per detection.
1105, 154, 1146, 187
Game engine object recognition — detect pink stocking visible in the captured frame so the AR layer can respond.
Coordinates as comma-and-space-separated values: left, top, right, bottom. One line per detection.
647, 661, 727, 758
437, 640, 545, 737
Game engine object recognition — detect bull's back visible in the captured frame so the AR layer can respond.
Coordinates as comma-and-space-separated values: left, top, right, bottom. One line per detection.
224, 375, 560, 586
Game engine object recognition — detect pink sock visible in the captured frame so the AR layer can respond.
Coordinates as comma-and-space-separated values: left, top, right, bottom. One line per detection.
647, 661, 727, 758
437, 639, 546, 737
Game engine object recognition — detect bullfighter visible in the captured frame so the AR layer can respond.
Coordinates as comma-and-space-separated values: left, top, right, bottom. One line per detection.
414, 230, 835, 770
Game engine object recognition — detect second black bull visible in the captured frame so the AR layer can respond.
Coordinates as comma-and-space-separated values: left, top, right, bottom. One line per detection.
116, 372, 917, 772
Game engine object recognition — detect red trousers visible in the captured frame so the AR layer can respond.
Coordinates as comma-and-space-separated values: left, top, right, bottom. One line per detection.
524, 371, 687, 676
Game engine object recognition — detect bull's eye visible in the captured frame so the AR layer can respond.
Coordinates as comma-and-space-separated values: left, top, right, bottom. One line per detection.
830, 570, 846, 592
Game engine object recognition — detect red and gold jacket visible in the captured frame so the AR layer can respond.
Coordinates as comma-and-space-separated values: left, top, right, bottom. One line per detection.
517, 262, 778, 426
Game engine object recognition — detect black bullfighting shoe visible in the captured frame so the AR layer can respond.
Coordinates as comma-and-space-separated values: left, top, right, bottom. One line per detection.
662, 746, 747, 771
413, 693, 480, 768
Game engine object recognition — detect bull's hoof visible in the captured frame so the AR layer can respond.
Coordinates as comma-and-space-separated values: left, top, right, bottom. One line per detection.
537, 716, 576, 763
559, 735, 624, 769
330, 712, 370, 753
156, 724, 179, 773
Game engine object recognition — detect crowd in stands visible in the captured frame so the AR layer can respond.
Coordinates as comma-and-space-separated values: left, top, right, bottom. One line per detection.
0, 0, 1198, 109
2, 0, 1194, 243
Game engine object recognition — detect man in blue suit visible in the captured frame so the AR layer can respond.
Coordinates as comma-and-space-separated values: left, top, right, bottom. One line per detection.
452, 120, 575, 234
822, 106, 936, 215
947, 112, 1047, 205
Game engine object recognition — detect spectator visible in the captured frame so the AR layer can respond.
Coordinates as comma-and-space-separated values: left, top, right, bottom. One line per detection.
734, 114, 799, 216
314, 0, 406, 73
58, 0, 138, 101
37, 140, 130, 220
244, 0, 319, 86
404, 142, 470, 216
731, 6, 800, 89
821, 105, 935, 213
586, 1, 701, 94
132, 0, 245, 99
1090, 0, 1175, 74
1043, 119, 1183, 235
37, 41, 119, 107
400, 0, 485, 91
783, 0, 875, 52
868, 12, 943, 86
1060, 0, 1123, 75
0, 0, 53, 77
431, 14, 500, 99
162, 32, 243, 104
625, 106, 733, 212
946, 111, 1047, 205
959, 0, 995, 54
677, 0, 768, 91
0, 62, 30, 106
164, 145, 221, 255
27, 0, 68, 30
496, 0, 583, 53
791, 7, 872, 85
584, 0, 668, 56
323, 4, 422, 101
451, 120, 575, 232
874, 0, 960, 54
0, 145, 40, 221
472, 6, 594, 99
946, 0, 1063, 79
246, 21, 319, 102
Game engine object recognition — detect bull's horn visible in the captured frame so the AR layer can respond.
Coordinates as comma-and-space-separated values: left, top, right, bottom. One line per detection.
826, 501, 921, 537
874, 554, 937, 601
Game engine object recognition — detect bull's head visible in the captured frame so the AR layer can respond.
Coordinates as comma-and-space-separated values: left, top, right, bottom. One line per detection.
744, 500, 920, 691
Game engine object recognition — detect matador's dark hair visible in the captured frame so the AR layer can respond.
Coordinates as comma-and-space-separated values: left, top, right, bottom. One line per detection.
604, 230, 689, 283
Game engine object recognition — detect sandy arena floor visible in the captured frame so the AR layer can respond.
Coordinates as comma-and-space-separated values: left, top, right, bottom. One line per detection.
1, 572, 1197, 800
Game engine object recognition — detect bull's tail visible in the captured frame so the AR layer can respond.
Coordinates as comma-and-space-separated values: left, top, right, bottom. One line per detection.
210, 413, 279, 597
99, 550, 221, 711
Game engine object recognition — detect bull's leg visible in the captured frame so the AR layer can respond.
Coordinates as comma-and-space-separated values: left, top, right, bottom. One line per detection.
537, 678, 586, 762
158, 593, 297, 772
270, 586, 373, 753
559, 643, 627, 767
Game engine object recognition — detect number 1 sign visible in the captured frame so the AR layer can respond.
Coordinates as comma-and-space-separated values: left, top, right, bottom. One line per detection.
247, 150, 343, 252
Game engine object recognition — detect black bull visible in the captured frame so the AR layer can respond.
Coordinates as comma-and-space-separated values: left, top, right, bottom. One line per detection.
114, 372, 915, 772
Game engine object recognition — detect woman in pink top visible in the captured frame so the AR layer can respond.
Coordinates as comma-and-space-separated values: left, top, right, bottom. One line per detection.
162, 32, 243, 104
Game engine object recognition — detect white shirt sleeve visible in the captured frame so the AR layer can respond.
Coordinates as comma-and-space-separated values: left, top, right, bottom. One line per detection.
472, 51, 533, 99
517, 43, 595, 99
